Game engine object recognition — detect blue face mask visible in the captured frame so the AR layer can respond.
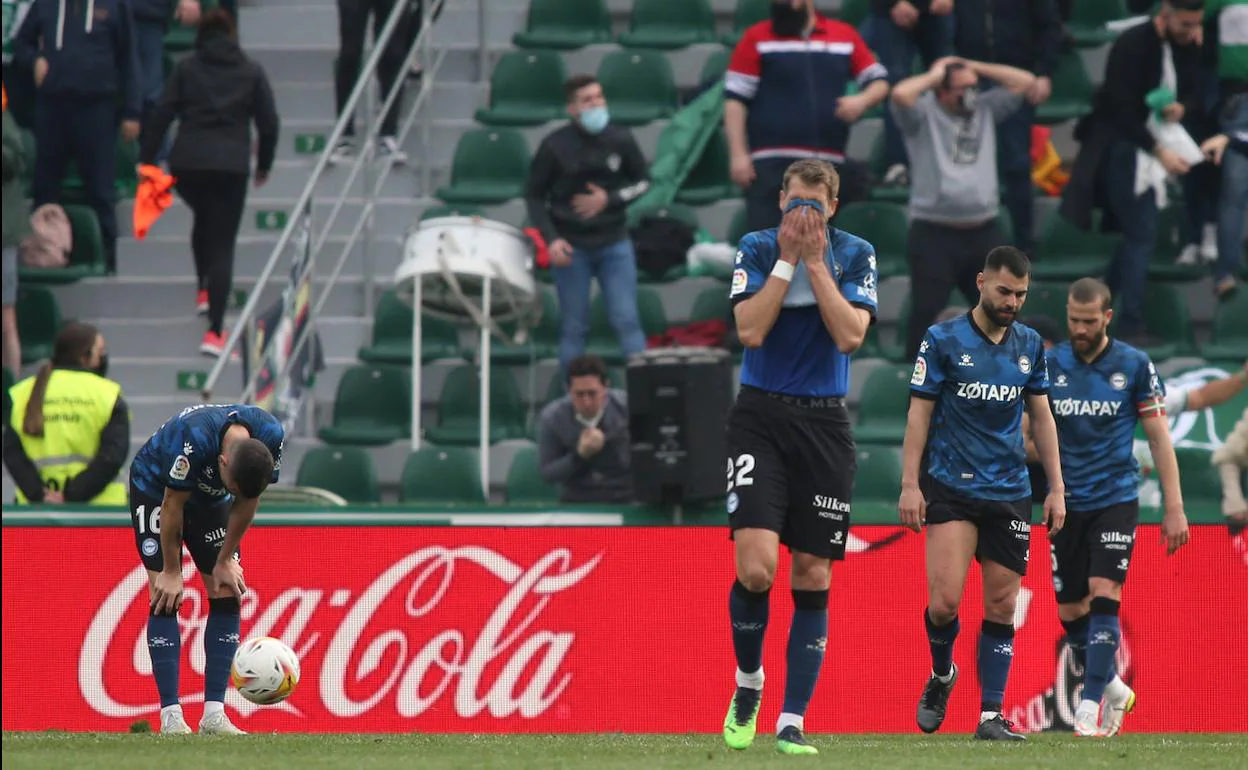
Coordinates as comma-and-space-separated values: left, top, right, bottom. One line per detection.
579, 106, 610, 135
784, 197, 826, 217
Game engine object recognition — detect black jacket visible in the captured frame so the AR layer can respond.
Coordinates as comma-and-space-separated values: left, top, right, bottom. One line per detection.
872, 0, 933, 12
140, 32, 280, 175
953, 0, 1063, 77
524, 122, 650, 250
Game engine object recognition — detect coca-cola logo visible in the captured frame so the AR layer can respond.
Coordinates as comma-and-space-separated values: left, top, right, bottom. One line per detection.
79, 546, 602, 720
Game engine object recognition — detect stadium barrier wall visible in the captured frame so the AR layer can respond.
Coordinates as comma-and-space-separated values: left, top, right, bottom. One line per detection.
3, 519, 1245, 734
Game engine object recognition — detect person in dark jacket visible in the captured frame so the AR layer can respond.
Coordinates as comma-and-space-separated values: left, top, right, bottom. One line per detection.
13, 0, 142, 275
131, 0, 200, 159
140, 8, 279, 358
953, 0, 1063, 252
525, 74, 651, 375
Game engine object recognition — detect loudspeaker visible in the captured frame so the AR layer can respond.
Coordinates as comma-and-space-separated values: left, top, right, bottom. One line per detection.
626, 347, 735, 506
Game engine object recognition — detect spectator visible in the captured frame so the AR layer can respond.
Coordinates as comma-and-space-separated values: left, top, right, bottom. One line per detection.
524, 74, 650, 374
861, 0, 955, 187
132, 0, 200, 161
328, 0, 409, 165
140, 8, 279, 357
2, 86, 28, 375
1203, 0, 1248, 297
953, 0, 1064, 252
3, 321, 129, 505
538, 354, 633, 504
1212, 406, 1248, 565
403, 0, 443, 80
724, 0, 888, 233
13, 0, 142, 275
890, 56, 1037, 359
1060, 1, 1206, 341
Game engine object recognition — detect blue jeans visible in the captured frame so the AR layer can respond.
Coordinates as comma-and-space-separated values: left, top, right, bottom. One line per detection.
861, 12, 953, 171
552, 238, 646, 372
1217, 96, 1248, 283
997, 100, 1036, 250
1180, 67, 1221, 246
135, 19, 172, 163
1101, 141, 1157, 336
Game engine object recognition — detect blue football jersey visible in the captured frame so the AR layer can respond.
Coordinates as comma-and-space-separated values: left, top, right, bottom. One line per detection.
730, 226, 879, 397
1047, 340, 1165, 511
130, 404, 285, 506
911, 313, 1049, 501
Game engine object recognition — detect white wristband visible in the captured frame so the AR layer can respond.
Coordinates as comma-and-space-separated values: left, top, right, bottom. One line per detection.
770, 261, 795, 282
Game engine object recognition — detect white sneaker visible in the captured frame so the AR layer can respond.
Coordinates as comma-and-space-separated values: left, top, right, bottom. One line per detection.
1175, 243, 1201, 266
1200, 222, 1218, 262
198, 710, 247, 735
378, 136, 408, 165
883, 163, 909, 186
328, 137, 355, 166
160, 708, 193, 735
1073, 699, 1103, 737
1099, 679, 1136, 737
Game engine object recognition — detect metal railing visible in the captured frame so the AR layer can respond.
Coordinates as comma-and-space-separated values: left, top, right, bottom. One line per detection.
200, 0, 468, 405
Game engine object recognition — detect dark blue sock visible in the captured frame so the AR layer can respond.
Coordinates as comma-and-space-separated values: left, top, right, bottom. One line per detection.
729, 580, 770, 677
146, 612, 182, 708
978, 620, 1015, 713
925, 609, 959, 677
1083, 598, 1121, 704
1061, 614, 1090, 672
204, 597, 241, 704
781, 590, 828, 717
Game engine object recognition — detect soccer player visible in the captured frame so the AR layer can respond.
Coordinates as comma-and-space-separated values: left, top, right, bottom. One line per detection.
1045, 278, 1189, 737
129, 403, 285, 735
721, 158, 878, 755
899, 246, 1066, 741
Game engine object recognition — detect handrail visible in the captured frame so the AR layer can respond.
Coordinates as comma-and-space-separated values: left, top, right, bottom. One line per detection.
200, 0, 448, 402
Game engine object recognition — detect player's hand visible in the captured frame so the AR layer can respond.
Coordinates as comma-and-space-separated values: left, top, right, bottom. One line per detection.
898, 485, 926, 532
779, 206, 826, 265
152, 570, 184, 615
730, 151, 756, 189
1043, 490, 1066, 535
891, 0, 920, 28
1161, 507, 1190, 555
212, 559, 247, 598
834, 94, 869, 124
571, 183, 608, 220
549, 238, 573, 268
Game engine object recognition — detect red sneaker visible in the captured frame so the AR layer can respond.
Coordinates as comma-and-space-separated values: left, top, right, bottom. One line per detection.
200, 330, 225, 357
196, 289, 209, 315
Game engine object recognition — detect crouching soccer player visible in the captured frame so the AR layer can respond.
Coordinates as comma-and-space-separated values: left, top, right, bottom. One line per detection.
1045, 278, 1189, 737
129, 403, 285, 734
899, 247, 1066, 741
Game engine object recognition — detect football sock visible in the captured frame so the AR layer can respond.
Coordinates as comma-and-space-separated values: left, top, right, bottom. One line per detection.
204, 597, 241, 705
203, 701, 225, 718
781, 589, 828, 718
147, 612, 182, 708
1083, 597, 1122, 705
729, 580, 770, 685
978, 620, 1015, 713
925, 609, 959, 678
1061, 614, 1090, 671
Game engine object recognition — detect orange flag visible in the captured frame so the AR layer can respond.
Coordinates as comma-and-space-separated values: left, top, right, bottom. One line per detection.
133, 164, 177, 239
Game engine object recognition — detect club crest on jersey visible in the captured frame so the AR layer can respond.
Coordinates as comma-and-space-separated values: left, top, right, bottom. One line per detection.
1110, 372, 1127, 390
1018, 355, 1032, 374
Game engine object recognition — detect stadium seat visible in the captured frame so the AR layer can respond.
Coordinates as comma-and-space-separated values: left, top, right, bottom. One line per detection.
317, 364, 411, 446
435, 129, 531, 205
357, 289, 462, 365
474, 50, 569, 126
1032, 209, 1117, 281
619, 0, 717, 50
1018, 281, 1069, 331
725, 0, 770, 46
833, 201, 908, 278
419, 204, 486, 221
596, 51, 679, 126
688, 285, 731, 324
836, 0, 871, 26
1200, 291, 1248, 363
18, 204, 109, 284
295, 446, 381, 503
424, 364, 528, 446
725, 203, 749, 246
867, 132, 909, 204
1174, 447, 1220, 503
586, 286, 668, 363
675, 129, 737, 205
853, 364, 914, 444
399, 446, 486, 504
1067, 0, 1129, 48
15, 285, 62, 365
505, 444, 560, 503
1109, 282, 1194, 361
1036, 50, 1094, 125
853, 444, 903, 501
699, 46, 732, 86
1149, 205, 1204, 281
512, 0, 612, 49
493, 287, 560, 364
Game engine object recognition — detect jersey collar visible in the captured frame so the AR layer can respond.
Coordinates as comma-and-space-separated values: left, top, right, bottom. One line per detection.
966, 310, 1011, 346
1075, 337, 1115, 367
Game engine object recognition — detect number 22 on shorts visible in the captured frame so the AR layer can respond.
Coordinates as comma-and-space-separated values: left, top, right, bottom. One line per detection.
726, 454, 756, 493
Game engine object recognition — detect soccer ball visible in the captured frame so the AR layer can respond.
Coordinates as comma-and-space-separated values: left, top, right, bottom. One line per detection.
230, 636, 300, 705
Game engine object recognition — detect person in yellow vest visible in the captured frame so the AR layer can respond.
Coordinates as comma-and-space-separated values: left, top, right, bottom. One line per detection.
3, 321, 129, 505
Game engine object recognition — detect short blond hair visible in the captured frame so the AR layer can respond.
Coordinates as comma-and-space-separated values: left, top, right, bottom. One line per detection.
782, 159, 840, 203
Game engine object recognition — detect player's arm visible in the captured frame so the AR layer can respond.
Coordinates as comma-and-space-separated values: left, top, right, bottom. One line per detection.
899, 396, 935, 532
732, 235, 791, 348
1184, 361, 1248, 412
1026, 393, 1065, 534
212, 495, 257, 598
806, 262, 871, 353
1140, 414, 1189, 554
1021, 411, 1040, 464
151, 487, 190, 615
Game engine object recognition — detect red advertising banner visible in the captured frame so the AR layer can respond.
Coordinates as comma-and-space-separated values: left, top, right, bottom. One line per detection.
2, 525, 1245, 734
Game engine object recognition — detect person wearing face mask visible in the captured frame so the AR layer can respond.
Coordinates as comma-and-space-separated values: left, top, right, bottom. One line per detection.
890, 56, 1037, 360
524, 74, 651, 375
3, 321, 129, 505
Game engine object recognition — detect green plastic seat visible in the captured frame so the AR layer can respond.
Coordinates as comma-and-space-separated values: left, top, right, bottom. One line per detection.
505, 444, 560, 503
597, 50, 679, 126
317, 364, 411, 446
15, 286, 62, 364
1018, 281, 1070, 332
424, 364, 528, 446
853, 364, 914, 444
837, 0, 871, 26
675, 129, 737, 205
585, 286, 668, 364
1201, 291, 1248, 363
1036, 49, 1094, 125
688, 285, 731, 324
854, 444, 903, 501
474, 50, 569, 126
493, 287, 560, 364
399, 446, 486, 504
699, 46, 732, 86
18, 204, 109, 285
419, 204, 486, 221
1109, 282, 1194, 362
296, 446, 381, 503
619, 0, 717, 50
725, 203, 750, 246
358, 289, 462, 364
435, 128, 531, 205
1174, 447, 1219, 503
867, 132, 910, 204
1068, 0, 1129, 48
512, 0, 612, 50
833, 201, 909, 278
724, 0, 770, 45
1032, 209, 1117, 281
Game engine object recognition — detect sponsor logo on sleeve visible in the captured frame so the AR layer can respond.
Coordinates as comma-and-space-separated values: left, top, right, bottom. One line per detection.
911, 357, 928, 386
730, 269, 748, 297
169, 455, 191, 481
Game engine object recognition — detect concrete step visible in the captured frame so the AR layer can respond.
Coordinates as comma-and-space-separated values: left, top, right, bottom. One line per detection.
260, 159, 427, 199
96, 316, 370, 359
119, 197, 426, 241
271, 80, 486, 122
239, 4, 526, 49
118, 233, 407, 278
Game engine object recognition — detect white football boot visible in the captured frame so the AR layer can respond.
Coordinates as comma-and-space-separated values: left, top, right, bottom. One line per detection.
1073, 700, 1103, 737
160, 708, 193, 735
1099, 677, 1136, 737
199, 711, 247, 735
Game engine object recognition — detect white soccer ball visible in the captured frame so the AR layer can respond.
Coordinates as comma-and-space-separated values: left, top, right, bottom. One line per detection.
230, 636, 301, 705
